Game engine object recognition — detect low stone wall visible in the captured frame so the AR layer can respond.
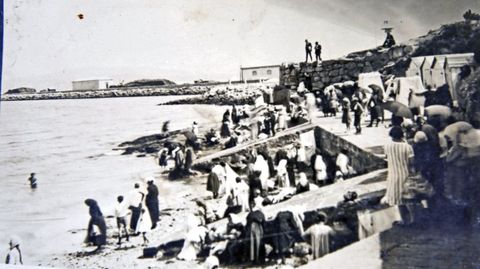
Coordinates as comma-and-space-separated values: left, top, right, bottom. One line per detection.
314, 126, 387, 174
193, 125, 386, 175
280, 45, 414, 91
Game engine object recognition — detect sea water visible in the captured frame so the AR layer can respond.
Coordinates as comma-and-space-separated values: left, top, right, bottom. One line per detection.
0, 96, 225, 264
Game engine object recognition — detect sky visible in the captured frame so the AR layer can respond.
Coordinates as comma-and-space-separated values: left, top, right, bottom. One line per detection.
3, 0, 480, 91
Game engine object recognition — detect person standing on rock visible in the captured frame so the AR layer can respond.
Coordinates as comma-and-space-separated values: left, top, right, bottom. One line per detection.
305, 39, 313, 62
315, 42, 322, 62
145, 178, 160, 229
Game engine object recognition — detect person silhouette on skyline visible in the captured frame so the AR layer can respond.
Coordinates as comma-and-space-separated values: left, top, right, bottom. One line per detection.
315, 42, 322, 62
305, 39, 313, 62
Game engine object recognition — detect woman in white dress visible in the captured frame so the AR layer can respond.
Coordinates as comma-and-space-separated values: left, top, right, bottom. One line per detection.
276, 159, 290, 188
314, 155, 328, 185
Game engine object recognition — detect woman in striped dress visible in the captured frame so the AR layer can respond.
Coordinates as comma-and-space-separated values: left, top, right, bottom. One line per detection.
382, 126, 414, 205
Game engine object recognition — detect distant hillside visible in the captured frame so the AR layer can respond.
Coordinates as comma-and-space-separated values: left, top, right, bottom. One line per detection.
121, 79, 176, 87
411, 20, 480, 62
5, 87, 36, 94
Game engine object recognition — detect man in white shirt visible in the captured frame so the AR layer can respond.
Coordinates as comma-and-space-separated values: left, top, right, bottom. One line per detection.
115, 195, 130, 244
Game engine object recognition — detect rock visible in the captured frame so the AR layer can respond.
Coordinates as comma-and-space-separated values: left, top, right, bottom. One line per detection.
328, 69, 339, 77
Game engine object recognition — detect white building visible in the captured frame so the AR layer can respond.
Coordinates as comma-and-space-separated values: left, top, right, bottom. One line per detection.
430, 55, 447, 89
405, 57, 424, 78
240, 65, 280, 82
445, 53, 475, 102
72, 79, 113, 91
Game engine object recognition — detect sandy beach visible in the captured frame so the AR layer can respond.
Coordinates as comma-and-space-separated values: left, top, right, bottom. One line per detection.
0, 96, 226, 268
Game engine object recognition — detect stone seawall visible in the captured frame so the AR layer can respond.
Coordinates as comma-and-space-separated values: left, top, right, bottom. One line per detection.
314, 126, 387, 174
193, 124, 386, 175
281, 45, 414, 91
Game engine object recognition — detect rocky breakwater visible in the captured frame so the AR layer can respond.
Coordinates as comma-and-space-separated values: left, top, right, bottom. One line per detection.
281, 44, 414, 91
159, 83, 264, 106
1, 86, 207, 101
116, 129, 187, 156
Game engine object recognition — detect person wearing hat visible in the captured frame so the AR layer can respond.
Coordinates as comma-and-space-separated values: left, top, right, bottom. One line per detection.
146, 177, 160, 229
28, 173, 38, 189
5, 236, 22, 265
381, 126, 414, 206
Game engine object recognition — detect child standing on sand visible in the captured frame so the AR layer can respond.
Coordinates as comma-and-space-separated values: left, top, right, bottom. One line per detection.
115, 196, 130, 245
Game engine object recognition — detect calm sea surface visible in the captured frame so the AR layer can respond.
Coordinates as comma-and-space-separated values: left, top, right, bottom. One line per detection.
0, 96, 225, 263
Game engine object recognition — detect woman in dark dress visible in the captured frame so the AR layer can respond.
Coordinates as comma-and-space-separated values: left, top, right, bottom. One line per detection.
274, 211, 301, 263
146, 179, 160, 229
223, 109, 231, 123
220, 121, 231, 138
341, 98, 351, 131
248, 171, 263, 204
231, 105, 240, 125
184, 148, 194, 174
158, 149, 168, 168
207, 171, 220, 199
84, 199, 107, 249
367, 94, 381, 127
245, 209, 266, 264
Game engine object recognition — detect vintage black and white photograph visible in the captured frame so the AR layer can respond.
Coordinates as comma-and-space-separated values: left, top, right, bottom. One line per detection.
2, 1, 480, 268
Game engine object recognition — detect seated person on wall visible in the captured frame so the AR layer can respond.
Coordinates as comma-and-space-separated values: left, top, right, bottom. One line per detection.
382, 32, 396, 48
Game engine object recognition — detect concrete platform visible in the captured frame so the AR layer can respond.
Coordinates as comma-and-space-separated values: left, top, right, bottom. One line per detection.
311, 113, 391, 156
300, 223, 480, 269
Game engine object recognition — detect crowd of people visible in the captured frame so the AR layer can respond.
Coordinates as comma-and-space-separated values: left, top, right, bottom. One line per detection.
381, 110, 480, 227
165, 128, 359, 267
176, 177, 364, 268
83, 177, 160, 251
